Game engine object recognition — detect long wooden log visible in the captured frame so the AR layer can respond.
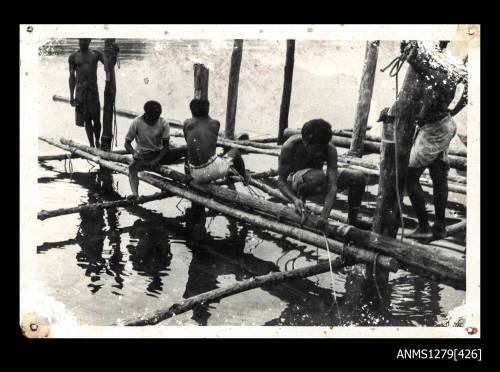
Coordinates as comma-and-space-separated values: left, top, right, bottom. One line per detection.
38, 149, 129, 162
123, 258, 346, 326
277, 40, 295, 145
283, 128, 466, 170
225, 39, 243, 139
349, 40, 379, 157
49, 137, 398, 272
57, 138, 464, 288
38, 191, 171, 221
286, 127, 467, 158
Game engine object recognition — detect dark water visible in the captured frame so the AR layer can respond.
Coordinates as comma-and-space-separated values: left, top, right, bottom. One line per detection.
33, 39, 466, 327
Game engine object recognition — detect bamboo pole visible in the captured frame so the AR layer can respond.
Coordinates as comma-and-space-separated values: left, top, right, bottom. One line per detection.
225, 39, 243, 140
349, 41, 379, 157
194, 63, 209, 100
56, 138, 464, 288
122, 258, 346, 326
38, 191, 171, 221
277, 40, 295, 145
44, 136, 398, 272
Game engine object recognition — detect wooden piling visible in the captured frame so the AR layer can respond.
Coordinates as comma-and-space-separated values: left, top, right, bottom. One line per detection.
349, 41, 379, 157
277, 40, 295, 145
101, 39, 119, 151
225, 39, 243, 140
194, 63, 209, 100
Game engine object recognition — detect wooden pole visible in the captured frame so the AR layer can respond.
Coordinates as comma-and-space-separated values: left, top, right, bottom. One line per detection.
277, 40, 295, 145
123, 258, 346, 326
225, 39, 243, 139
348, 41, 379, 157
194, 63, 209, 100
101, 39, 119, 151
56, 138, 464, 288
38, 191, 171, 221
45, 137, 398, 272
39, 149, 129, 162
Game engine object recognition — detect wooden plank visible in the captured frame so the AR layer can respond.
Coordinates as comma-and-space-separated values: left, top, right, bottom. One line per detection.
194, 63, 209, 100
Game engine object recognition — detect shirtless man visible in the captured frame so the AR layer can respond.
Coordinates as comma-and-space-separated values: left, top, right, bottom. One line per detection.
278, 119, 366, 230
125, 101, 187, 197
401, 41, 468, 239
69, 38, 105, 148
183, 99, 247, 184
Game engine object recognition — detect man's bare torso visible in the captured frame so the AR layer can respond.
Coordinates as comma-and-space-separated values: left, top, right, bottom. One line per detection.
69, 49, 103, 88
183, 117, 220, 166
280, 135, 333, 174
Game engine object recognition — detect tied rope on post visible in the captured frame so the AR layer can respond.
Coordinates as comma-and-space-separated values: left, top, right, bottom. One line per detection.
379, 41, 415, 241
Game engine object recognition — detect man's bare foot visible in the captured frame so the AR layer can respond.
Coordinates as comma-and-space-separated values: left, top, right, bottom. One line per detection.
406, 225, 433, 240
431, 224, 447, 239
95, 141, 100, 149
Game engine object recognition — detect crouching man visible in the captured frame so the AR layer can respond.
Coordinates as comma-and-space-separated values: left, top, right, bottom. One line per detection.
125, 101, 187, 197
278, 119, 366, 229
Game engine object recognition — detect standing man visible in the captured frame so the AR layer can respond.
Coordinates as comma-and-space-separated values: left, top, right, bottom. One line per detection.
400, 41, 468, 239
125, 101, 187, 197
278, 119, 366, 229
183, 99, 248, 184
69, 38, 105, 148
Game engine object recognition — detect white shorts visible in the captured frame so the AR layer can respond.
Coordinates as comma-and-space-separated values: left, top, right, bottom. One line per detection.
189, 154, 233, 183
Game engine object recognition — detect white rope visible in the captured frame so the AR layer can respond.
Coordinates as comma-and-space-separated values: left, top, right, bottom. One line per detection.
323, 232, 341, 320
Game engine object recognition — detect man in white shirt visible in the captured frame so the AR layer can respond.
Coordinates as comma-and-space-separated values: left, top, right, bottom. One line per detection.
125, 101, 187, 197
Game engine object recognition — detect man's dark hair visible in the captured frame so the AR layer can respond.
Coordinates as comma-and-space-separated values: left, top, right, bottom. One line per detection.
301, 119, 333, 145
189, 99, 210, 117
144, 101, 162, 115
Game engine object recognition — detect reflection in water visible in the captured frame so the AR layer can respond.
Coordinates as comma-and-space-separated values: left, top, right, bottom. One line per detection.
126, 219, 172, 297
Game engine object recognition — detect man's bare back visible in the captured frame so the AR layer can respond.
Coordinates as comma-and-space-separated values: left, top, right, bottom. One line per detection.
183, 116, 221, 166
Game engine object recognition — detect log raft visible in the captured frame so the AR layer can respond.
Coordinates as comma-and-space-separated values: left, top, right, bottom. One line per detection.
40, 137, 465, 289
39, 136, 398, 273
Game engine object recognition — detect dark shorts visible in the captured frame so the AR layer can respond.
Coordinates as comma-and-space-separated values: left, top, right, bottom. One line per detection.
75, 86, 101, 127
130, 147, 187, 170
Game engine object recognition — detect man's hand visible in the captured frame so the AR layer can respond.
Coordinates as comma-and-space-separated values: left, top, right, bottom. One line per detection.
316, 216, 328, 231
292, 198, 305, 216
70, 97, 75, 107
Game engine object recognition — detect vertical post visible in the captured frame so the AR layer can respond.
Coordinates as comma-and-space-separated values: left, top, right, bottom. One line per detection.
348, 40, 380, 157
277, 40, 295, 145
101, 39, 119, 151
225, 39, 243, 140
373, 63, 424, 238
194, 63, 209, 101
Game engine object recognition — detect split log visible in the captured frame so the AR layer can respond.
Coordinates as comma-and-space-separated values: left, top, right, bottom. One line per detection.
349, 41, 379, 157
225, 39, 244, 139
57, 138, 464, 288
277, 40, 295, 145
123, 258, 346, 326
38, 191, 171, 221
46, 136, 398, 272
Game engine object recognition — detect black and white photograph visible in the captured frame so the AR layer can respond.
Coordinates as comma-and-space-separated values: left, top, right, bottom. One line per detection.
19, 24, 480, 338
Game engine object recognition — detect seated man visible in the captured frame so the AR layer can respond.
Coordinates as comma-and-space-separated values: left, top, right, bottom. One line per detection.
183, 99, 247, 184
278, 119, 366, 229
125, 101, 187, 197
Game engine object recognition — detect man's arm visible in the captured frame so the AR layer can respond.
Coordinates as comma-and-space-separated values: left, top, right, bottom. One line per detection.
277, 143, 304, 214
125, 121, 138, 157
150, 138, 170, 167
319, 145, 338, 223
124, 139, 137, 157
68, 55, 76, 106
449, 83, 468, 117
